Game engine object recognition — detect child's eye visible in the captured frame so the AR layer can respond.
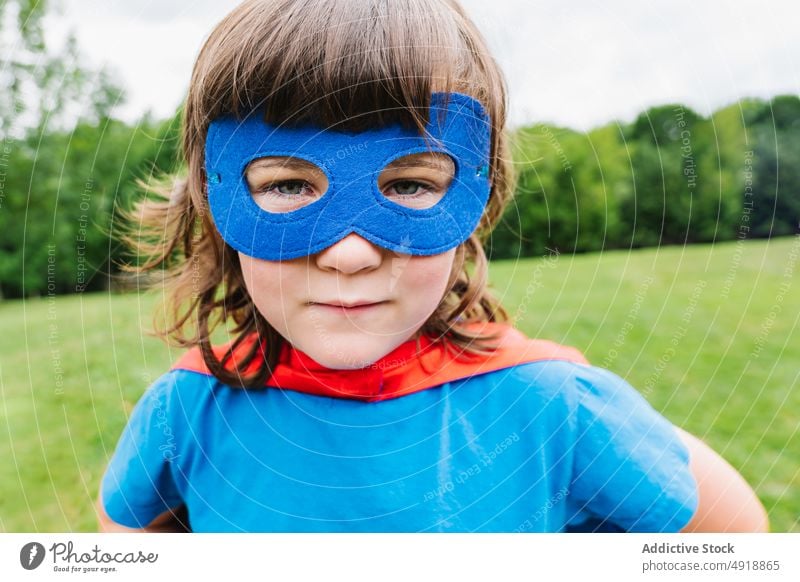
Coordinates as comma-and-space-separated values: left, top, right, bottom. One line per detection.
387, 180, 427, 197
382, 179, 445, 209
259, 180, 314, 197
251, 180, 322, 213
245, 156, 328, 213
378, 153, 454, 209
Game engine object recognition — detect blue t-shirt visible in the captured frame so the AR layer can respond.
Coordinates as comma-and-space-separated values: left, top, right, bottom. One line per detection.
101, 360, 697, 532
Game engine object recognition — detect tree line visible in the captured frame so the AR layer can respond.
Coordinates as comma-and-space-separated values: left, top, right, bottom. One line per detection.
487, 96, 800, 259
1, 95, 798, 298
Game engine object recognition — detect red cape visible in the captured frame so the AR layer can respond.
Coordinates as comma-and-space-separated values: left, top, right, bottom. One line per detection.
171, 322, 589, 402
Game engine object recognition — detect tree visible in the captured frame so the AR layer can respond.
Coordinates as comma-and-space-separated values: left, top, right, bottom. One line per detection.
746, 96, 800, 237
0, 0, 127, 298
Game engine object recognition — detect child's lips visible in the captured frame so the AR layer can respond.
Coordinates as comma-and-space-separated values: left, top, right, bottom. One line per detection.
310, 300, 389, 315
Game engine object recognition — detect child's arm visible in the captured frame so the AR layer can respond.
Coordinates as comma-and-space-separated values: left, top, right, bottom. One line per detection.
674, 427, 769, 532
96, 496, 189, 533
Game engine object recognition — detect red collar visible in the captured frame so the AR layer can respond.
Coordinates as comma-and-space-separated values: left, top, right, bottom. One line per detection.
171, 322, 588, 402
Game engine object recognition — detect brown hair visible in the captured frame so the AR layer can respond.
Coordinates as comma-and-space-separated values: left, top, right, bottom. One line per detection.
122, 0, 517, 388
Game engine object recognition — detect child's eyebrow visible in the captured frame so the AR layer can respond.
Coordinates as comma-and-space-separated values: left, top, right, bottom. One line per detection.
384, 154, 453, 171
247, 157, 320, 172
247, 154, 453, 173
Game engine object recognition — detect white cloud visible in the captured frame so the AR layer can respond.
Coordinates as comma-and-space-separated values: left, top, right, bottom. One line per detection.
47, 0, 800, 130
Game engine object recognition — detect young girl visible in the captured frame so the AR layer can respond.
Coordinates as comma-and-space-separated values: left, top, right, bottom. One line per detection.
97, 0, 767, 533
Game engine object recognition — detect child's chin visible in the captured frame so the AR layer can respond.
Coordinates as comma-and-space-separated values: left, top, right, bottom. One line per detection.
310, 346, 388, 370
302, 334, 409, 371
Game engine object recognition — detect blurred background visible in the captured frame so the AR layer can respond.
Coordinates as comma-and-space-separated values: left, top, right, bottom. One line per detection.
0, 0, 797, 531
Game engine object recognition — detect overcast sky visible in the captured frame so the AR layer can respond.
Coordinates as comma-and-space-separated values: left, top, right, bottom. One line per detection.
45, 0, 800, 130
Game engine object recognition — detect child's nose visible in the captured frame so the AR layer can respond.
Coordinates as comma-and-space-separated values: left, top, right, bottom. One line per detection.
314, 233, 384, 274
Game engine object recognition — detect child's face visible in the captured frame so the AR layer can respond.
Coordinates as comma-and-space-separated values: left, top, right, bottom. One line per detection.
238, 153, 459, 369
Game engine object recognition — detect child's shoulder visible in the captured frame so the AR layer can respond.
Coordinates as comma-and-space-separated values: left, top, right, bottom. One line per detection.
442, 323, 644, 412
136, 357, 223, 411
138, 348, 230, 415
491, 350, 629, 409
476, 324, 657, 415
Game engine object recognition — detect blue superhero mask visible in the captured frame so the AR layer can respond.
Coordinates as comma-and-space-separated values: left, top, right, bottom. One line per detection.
204, 92, 491, 260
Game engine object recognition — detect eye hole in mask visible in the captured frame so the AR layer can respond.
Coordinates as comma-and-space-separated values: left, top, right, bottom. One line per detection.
245, 152, 455, 214
246, 156, 329, 214
377, 152, 455, 210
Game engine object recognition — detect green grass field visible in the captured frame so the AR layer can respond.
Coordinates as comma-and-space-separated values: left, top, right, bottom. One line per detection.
1, 237, 798, 532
